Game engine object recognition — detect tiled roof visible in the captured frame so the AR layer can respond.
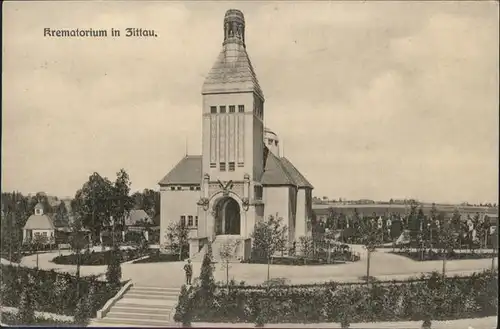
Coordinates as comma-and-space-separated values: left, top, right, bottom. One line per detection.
158, 155, 202, 186
125, 209, 151, 226
202, 47, 264, 99
280, 158, 314, 189
23, 214, 55, 230
157, 153, 313, 189
260, 152, 297, 186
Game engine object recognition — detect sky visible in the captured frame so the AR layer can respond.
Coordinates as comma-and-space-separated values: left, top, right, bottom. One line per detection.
2, 1, 498, 204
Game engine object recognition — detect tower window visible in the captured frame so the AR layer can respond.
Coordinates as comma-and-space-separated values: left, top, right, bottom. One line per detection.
238, 162, 244, 167
229, 162, 235, 171
254, 186, 263, 200
210, 163, 216, 168
188, 215, 194, 227
220, 162, 226, 171
195, 216, 199, 227
210, 106, 217, 113
268, 139, 273, 145
238, 105, 244, 113
229, 105, 235, 113
220, 106, 226, 113
275, 141, 278, 146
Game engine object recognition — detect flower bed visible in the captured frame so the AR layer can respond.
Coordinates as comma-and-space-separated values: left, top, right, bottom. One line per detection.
52, 248, 150, 266
242, 252, 360, 266
391, 250, 497, 261
132, 251, 186, 264
0, 311, 78, 326
0, 264, 123, 317
175, 270, 498, 325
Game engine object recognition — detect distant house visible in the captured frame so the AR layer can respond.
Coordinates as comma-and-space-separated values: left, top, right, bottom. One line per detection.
23, 203, 55, 244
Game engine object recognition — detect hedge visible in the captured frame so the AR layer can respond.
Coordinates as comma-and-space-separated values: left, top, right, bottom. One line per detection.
175, 270, 498, 324
52, 247, 150, 266
391, 250, 497, 261
0, 264, 123, 316
0, 311, 77, 326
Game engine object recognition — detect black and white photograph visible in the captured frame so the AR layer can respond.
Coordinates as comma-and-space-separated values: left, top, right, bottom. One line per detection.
1, 1, 498, 328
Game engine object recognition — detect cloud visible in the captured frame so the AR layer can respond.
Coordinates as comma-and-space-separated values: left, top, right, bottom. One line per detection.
1, 1, 498, 203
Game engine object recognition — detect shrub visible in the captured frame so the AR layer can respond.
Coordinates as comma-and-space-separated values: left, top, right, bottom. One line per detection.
18, 282, 35, 325
174, 270, 498, 324
0, 264, 122, 317
106, 245, 122, 287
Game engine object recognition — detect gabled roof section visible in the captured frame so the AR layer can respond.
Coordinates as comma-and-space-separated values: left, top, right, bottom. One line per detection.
202, 47, 264, 99
125, 209, 151, 226
261, 152, 297, 186
280, 157, 314, 189
23, 214, 55, 230
158, 155, 202, 186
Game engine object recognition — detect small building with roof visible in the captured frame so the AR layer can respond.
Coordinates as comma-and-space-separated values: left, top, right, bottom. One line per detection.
158, 9, 313, 260
23, 203, 56, 243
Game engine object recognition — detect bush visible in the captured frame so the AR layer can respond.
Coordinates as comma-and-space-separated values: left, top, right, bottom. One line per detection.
0, 312, 77, 326
174, 270, 498, 324
0, 264, 122, 317
391, 250, 496, 261
18, 282, 35, 325
106, 245, 122, 287
52, 247, 149, 266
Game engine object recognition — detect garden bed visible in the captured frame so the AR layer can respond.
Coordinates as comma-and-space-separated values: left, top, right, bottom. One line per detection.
132, 252, 186, 264
52, 248, 150, 266
0, 264, 124, 317
0, 311, 78, 326
242, 253, 359, 266
390, 251, 497, 261
175, 270, 498, 325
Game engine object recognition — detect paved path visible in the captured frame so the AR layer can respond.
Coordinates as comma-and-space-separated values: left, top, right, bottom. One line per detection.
15, 244, 497, 287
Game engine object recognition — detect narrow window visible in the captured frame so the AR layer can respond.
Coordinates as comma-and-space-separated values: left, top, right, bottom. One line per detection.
210, 163, 216, 168
190, 186, 194, 191
170, 186, 175, 191
195, 216, 199, 227
188, 216, 194, 227
229, 105, 235, 113
275, 140, 278, 146
229, 162, 235, 171
220, 162, 226, 171
268, 139, 273, 145
177, 186, 182, 191
238, 105, 244, 113
180, 216, 186, 226
210, 106, 217, 113
196, 186, 201, 191
220, 106, 226, 113
238, 162, 244, 167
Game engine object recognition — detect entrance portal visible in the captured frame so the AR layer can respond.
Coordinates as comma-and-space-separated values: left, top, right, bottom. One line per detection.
214, 197, 241, 235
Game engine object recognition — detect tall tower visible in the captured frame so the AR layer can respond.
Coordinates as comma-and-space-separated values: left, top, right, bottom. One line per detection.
200, 9, 265, 238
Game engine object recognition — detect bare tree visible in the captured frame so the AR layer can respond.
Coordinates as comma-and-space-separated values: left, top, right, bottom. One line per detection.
219, 238, 241, 290
165, 220, 189, 260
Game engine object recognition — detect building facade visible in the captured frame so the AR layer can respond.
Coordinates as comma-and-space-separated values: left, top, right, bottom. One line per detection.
158, 9, 313, 260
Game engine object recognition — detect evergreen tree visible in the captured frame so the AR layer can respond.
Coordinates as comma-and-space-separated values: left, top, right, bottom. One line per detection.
17, 276, 35, 325
106, 244, 122, 286
199, 242, 215, 297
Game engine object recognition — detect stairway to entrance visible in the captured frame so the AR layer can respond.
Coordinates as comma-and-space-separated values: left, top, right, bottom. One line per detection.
89, 285, 180, 327
191, 235, 245, 263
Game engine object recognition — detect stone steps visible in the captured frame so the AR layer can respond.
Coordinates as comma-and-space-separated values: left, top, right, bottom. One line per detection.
91, 285, 181, 327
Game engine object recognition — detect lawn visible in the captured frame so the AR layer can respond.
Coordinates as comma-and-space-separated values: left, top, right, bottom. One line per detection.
52, 248, 149, 266
390, 250, 497, 261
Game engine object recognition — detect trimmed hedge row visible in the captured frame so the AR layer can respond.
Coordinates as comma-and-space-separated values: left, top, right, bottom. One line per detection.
391, 250, 496, 261
52, 247, 150, 266
176, 270, 498, 324
0, 264, 122, 316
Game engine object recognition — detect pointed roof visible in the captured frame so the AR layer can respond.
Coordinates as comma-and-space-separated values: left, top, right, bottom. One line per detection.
260, 152, 296, 186
158, 155, 202, 186
34, 202, 44, 210
202, 47, 264, 99
280, 157, 314, 189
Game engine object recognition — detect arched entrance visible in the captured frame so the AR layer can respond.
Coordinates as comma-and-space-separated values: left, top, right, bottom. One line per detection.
214, 197, 241, 235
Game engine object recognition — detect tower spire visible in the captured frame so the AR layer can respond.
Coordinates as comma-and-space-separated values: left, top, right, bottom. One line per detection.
223, 9, 245, 47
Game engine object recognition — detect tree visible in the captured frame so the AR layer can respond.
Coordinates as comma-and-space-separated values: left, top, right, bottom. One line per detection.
359, 218, 380, 283
110, 169, 134, 230
17, 277, 35, 325
69, 215, 88, 298
106, 244, 122, 287
298, 236, 313, 264
250, 215, 287, 281
438, 219, 455, 277
165, 220, 189, 260
72, 173, 114, 244
29, 234, 48, 269
132, 189, 160, 218
198, 242, 215, 303
219, 239, 241, 290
